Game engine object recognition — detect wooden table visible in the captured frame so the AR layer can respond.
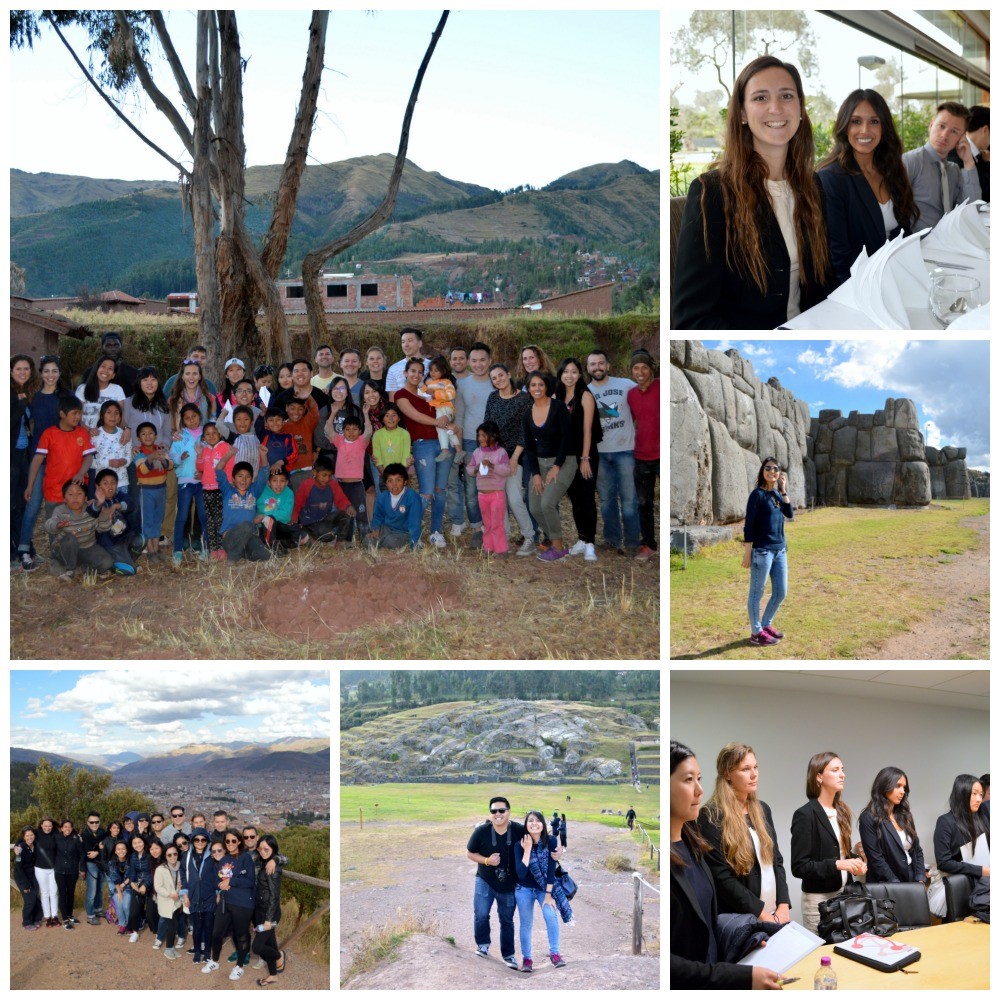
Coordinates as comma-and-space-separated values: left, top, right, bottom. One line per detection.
782, 921, 989, 990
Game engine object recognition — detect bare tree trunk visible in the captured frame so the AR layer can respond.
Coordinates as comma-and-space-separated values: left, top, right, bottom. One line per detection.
302, 11, 449, 354
192, 11, 222, 362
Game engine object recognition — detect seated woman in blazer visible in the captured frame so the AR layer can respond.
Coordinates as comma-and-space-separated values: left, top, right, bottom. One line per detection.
790, 751, 867, 933
858, 766, 926, 884
670, 741, 780, 990
672, 55, 831, 330
697, 742, 791, 922
817, 89, 917, 287
933, 773, 990, 879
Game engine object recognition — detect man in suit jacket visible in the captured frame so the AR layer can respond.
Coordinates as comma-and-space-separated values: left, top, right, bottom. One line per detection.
949, 105, 989, 203
903, 102, 982, 230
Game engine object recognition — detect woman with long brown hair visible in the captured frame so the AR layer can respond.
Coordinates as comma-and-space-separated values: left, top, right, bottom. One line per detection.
673, 55, 831, 329
791, 752, 867, 933
697, 743, 791, 922
818, 89, 917, 287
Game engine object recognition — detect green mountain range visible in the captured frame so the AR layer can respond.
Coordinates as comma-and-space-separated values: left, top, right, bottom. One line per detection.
11, 155, 658, 299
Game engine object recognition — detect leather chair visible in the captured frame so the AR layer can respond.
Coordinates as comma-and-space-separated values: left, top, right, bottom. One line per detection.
942, 873, 974, 923
864, 881, 933, 930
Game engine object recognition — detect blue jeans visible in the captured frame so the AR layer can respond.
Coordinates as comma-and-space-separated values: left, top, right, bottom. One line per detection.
115, 887, 131, 928
19, 457, 45, 553
473, 878, 516, 959
446, 457, 466, 528
140, 484, 166, 541
412, 439, 454, 534
515, 884, 560, 960
596, 450, 640, 549
462, 438, 483, 529
747, 547, 788, 634
173, 482, 206, 553
85, 861, 105, 917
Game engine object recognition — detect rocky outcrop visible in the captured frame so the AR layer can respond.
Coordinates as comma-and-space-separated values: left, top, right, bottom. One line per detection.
967, 469, 990, 498
925, 446, 974, 500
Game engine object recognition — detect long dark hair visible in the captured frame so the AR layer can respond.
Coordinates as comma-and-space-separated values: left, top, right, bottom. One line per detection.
703, 55, 830, 295
805, 751, 853, 857
670, 740, 710, 867
327, 376, 362, 422
756, 456, 781, 489
523, 810, 550, 844
863, 766, 917, 846
130, 367, 170, 413
818, 88, 917, 233
948, 773, 988, 845
11, 354, 40, 399
556, 356, 588, 406
83, 355, 118, 402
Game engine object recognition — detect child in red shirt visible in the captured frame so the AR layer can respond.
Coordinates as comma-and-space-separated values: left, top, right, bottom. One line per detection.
25, 396, 96, 520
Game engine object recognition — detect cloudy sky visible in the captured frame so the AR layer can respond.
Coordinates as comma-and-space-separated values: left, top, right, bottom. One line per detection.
9, 8, 660, 191
701, 339, 991, 471
11, 669, 330, 757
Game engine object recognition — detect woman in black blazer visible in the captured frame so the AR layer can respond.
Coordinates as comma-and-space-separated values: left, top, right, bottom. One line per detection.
932, 773, 990, 879
670, 741, 780, 990
672, 55, 831, 329
697, 743, 791, 921
790, 752, 866, 932
817, 89, 917, 287
858, 766, 926, 884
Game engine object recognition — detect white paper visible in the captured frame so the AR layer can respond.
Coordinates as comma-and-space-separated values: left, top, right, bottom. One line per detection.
259, 386, 271, 408
737, 920, 825, 973
834, 932, 919, 969
961, 832, 991, 867
479, 462, 490, 476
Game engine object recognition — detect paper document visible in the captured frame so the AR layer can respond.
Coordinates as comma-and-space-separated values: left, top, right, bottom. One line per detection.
737, 920, 825, 973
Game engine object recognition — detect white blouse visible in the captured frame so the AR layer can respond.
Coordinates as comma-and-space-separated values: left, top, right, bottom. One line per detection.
823, 805, 847, 887
748, 823, 777, 914
766, 179, 801, 320
879, 198, 898, 237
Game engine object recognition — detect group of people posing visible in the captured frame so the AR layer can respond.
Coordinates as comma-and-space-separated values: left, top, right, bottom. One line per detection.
465, 795, 573, 973
671, 741, 991, 989
10, 328, 660, 577
673, 54, 990, 328
13, 806, 287, 987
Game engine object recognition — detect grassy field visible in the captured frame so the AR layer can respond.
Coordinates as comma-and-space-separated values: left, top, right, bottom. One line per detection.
670, 500, 989, 660
340, 782, 659, 843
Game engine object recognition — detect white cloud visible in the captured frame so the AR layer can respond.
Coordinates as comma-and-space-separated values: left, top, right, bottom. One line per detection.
924, 421, 942, 448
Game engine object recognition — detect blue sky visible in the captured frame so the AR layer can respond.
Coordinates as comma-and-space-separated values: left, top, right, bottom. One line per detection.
10, 669, 330, 757
9, 9, 660, 190
701, 340, 991, 471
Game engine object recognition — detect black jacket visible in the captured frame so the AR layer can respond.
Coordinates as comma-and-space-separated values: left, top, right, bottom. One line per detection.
33, 828, 58, 870
698, 802, 790, 916
13, 841, 38, 892
54, 832, 84, 876
253, 854, 282, 926
790, 798, 853, 893
670, 851, 753, 989
81, 824, 106, 864
672, 169, 830, 330
933, 812, 988, 878
858, 811, 925, 884
817, 162, 907, 287
948, 148, 989, 203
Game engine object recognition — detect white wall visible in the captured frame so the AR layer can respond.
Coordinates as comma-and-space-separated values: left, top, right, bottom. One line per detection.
670, 678, 989, 913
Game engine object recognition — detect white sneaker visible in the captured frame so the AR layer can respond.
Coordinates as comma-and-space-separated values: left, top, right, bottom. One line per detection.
567, 540, 587, 556
252, 958, 266, 970
202, 960, 220, 973
584, 543, 597, 562
229, 966, 244, 980
449, 523, 465, 537
129, 932, 139, 943
515, 538, 535, 556
153, 938, 162, 949
429, 531, 446, 548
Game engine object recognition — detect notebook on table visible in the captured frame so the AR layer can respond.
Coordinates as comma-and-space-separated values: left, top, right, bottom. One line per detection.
833, 932, 921, 972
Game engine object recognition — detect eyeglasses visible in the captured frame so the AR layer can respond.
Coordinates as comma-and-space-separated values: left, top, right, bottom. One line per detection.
490, 808, 508, 815
177, 840, 189, 846
165, 852, 178, 858
193, 837, 208, 842
152, 819, 163, 824
244, 834, 257, 840
224, 837, 240, 844
87, 820, 100, 825
171, 812, 184, 818
235, 387, 253, 394
763, 466, 780, 472
181, 358, 202, 367
40, 354, 61, 365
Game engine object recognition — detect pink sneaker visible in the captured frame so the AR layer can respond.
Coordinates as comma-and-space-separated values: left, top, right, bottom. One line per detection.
762, 624, 784, 640
749, 631, 778, 646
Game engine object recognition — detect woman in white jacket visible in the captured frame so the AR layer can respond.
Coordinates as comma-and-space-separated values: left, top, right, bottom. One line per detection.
154, 845, 184, 960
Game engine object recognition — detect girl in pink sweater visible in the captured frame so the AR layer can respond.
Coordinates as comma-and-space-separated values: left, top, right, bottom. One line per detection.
465, 421, 510, 554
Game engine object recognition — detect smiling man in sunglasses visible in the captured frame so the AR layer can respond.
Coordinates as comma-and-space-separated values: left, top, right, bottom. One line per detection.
466, 795, 561, 968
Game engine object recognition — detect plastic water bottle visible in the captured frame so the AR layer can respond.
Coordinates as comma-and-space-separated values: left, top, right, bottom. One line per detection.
813, 955, 838, 990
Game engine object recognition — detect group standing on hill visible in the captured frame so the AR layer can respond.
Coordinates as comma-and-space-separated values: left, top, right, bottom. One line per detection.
11, 329, 659, 578
13, 806, 287, 986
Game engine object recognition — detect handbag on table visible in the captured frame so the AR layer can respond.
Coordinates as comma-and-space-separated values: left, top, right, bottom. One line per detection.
816, 882, 898, 943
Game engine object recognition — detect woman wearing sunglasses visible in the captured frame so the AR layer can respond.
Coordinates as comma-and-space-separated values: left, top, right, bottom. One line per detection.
182, 830, 220, 965
154, 843, 184, 959
743, 456, 792, 647
203, 829, 256, 980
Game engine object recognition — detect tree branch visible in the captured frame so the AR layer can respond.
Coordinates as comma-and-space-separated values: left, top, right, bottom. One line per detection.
46, 15, 190, 178
302, 10, 449, 348
148, 9, 199, 121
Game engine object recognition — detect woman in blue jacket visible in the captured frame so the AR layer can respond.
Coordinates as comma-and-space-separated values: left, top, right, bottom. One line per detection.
13, 826, 42, 929
125, 835, 153, 941
106, 840, 132, 934
203, 829, 256, 980
181, 826, 218, 965
742, 456, 793, 647
514, 810, 572, 973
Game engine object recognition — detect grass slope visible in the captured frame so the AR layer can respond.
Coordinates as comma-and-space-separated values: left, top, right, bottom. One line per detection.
670, 500, 989, 659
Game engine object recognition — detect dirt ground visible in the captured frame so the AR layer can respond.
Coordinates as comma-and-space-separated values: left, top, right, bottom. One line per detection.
861, 514, 989, 659
340, 819, 660, 990
8, 916, 330, 990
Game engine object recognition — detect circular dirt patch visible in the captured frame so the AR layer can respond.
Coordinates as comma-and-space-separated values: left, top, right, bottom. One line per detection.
255, 559, 462, 639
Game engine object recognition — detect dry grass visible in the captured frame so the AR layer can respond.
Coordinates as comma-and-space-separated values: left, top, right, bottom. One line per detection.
603, 851, 633, 873
343, 908, 438, 982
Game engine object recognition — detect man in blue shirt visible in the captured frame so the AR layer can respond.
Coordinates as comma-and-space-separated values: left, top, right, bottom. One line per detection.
901, 102, 982, 231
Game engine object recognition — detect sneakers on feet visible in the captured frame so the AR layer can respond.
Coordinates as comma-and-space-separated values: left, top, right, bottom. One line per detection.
567, 540, 587, 556
117, 926, 128, 935
475, 946, 489, 959
635, 544, 656, 561
129, 931, 139, 943
429, 531, 447, 548
583, 542, 597, 562
449, 523, 466, 538
229, 967, 244, 980
521, 958, 533, 974
515, 538, 535, 556
749, 630, 779, 646
20, 552, 37, 572
172, 552, 183, 567
202, 960, 220, 973
252, 958, 266, 970
164, 948, 179, 960
87, 915, 100, 925
153, 938, 162, 949
762, 624, 784, 640
502, 955, 519, 970
227, 950, 238, 963
550, 953, 567, 968
537, 546, 568, 562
